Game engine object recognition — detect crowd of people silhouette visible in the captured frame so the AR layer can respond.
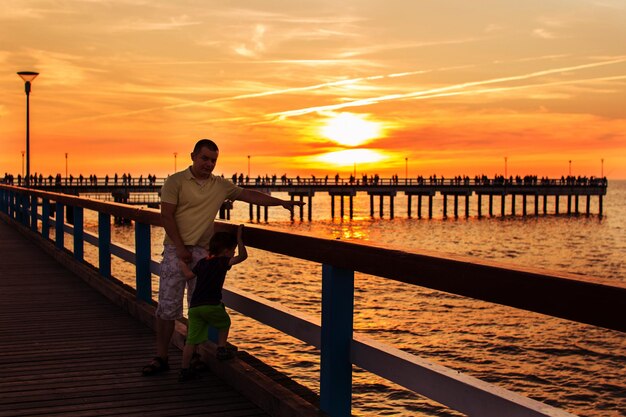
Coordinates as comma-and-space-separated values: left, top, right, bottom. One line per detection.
2, 172, 608, 188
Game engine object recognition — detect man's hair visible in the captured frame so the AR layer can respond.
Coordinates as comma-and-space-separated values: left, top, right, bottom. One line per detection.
209, 232, 237, 255
193, 139, 219, 154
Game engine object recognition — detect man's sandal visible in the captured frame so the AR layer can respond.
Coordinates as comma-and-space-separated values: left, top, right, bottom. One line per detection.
142, 357, 169, 376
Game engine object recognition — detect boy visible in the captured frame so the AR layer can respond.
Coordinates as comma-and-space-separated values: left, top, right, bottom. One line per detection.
178, 224, 247, 382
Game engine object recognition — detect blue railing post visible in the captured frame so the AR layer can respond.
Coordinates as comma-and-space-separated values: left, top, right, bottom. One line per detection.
15, 192, 20, 221
15, 192, 21, 223
320, 264, 354, 417
19, 193, 28, 225
134, 221, 151, 302
10, 191, 17, 220
98, 212, 111, 278
55, 202, 64, 250
74, 206, 84, 261
23, 193, 31, 227
42, 199, 50, 239
30, 195, 38, 232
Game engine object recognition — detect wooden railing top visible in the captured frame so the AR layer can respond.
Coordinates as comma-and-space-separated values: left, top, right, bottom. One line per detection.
2, 184, 624, 333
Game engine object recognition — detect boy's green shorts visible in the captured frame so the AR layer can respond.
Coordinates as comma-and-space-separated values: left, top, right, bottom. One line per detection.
187, 303, 231, 345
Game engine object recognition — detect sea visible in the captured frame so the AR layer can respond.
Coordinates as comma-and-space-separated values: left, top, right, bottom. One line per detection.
79, 179, 625, 417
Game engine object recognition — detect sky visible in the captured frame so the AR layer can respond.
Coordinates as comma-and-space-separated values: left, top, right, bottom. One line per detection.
1, 0, 625, 179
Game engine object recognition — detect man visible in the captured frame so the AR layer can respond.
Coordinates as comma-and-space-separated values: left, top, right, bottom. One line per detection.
142, 139, 303, 375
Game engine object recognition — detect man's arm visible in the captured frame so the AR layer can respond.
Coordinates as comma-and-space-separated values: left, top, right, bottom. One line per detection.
161, 202, 192, 262
236, 189, 304, 210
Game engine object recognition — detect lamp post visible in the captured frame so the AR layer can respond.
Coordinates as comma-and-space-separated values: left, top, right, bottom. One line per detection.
504, 156, 508, 178
405, 157, 408, 184
569, 160, 572, 176
17, 71, 39, 187
173, 152, 178, 172
65, 152, 68, 183
21, 151, 25, 176
247, 155, 251, 177
601, 158, 604, 178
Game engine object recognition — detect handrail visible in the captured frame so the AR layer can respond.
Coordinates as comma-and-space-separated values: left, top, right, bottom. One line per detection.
5, 185, 622, 332
2, 184, 621, 417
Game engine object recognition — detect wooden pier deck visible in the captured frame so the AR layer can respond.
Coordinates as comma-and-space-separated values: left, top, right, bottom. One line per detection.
0, 218, 314, 417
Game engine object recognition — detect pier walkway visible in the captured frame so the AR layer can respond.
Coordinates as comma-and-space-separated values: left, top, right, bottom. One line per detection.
2, 184, 624, 416
0, 219, 318, 417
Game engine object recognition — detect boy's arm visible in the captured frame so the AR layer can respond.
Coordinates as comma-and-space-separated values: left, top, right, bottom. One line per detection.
178, 260, 196, 280
229, 224, 248, 266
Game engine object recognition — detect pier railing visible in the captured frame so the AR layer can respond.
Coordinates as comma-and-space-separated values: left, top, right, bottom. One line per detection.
1, 174, 608, 189
2, 175, 608, 220
1, 184, 623, 417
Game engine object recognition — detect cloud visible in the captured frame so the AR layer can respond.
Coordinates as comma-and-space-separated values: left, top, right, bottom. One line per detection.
112, 15, 201, 31
68, 68, 432, 122
590, 0, 626, 9
0, 0, 64, 20
533, 28, 557, 39
268, 58, 626, 119
336, 36, 484, 59
232, 24, 269, 58
20, 49, 105, 86
484, 24, 503, 33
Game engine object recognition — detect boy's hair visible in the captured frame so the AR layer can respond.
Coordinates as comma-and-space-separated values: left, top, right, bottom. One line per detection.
209, 231, 237, 255
193, 139, 219, 154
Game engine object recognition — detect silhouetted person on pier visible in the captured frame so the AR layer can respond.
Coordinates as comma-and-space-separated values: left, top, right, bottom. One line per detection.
177, 225, 247, 381
142, 138, 304, 376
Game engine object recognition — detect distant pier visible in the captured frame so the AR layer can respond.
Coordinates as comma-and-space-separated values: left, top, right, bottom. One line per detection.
3, 175, 608, 222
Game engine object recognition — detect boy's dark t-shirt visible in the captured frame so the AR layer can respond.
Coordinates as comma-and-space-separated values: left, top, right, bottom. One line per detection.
190, 256, 231, 308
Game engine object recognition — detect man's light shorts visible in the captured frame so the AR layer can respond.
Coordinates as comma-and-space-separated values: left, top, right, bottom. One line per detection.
186, 303, 231, 345
155, 244, 208, 320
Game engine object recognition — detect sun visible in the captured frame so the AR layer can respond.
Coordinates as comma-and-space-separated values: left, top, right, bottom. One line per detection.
320, 113, 382, 147
317, 149, 387, 166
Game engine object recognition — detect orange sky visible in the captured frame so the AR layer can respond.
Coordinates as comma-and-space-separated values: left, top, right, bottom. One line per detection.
1, 1, 625, 179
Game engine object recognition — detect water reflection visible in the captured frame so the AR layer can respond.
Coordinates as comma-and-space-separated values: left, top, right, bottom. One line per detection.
51, 181, 626, 416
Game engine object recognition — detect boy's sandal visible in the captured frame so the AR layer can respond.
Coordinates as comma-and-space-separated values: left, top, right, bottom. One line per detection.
216, 346, 236, 361
142, 356, 169, 376
190, 353, 209, 372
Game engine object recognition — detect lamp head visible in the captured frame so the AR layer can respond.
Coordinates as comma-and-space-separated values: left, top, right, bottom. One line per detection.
17, 71, 39, 83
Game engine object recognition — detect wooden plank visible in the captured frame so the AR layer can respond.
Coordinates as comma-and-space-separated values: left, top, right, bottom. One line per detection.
0, 219, 269, 417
